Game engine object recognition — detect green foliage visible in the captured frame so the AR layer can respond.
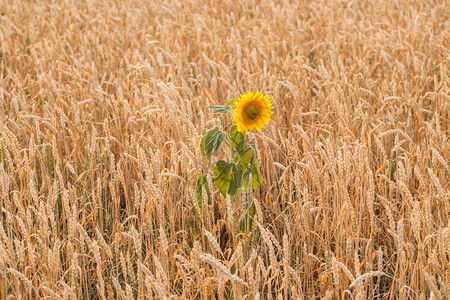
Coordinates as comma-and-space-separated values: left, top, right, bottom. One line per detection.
208, 105, 231, 113
230, 124, 247, 155
225, 99, 237, 107
252, 159, 262, 190
199, 123, 263, 200
197, 105, 263, 235
213, 160, 233, 197
239, 202, 256, 233
200, 126, 225, 159
213, 160, 242, 197
208, 99, 236, 113
240, 146, 254, 166
196, 174, 212, 210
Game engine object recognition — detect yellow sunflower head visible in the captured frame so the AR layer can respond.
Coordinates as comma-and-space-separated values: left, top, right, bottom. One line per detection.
232, 91, 273, 133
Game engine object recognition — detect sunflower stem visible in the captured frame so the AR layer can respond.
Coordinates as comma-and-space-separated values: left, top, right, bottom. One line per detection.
229, 136, 236, 273
248, 133, 256, 235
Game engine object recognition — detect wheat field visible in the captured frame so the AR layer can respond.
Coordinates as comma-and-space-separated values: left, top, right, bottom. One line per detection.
0, 0, 449, 299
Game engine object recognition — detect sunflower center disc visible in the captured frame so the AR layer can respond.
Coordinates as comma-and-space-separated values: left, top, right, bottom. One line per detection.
246, 104, 260, 120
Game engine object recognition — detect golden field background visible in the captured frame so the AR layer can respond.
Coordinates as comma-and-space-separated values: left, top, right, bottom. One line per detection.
0, 0, 449, 298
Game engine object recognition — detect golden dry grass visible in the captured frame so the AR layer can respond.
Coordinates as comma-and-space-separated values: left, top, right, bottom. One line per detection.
0, 0, 449, 299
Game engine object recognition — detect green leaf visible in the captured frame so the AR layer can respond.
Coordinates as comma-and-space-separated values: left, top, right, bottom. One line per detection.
239, 213, 247, 233
252, 159, 262, 190
201, 127, 225, 159
213, 161, 233, 197
200, 135, 206, 153
225, 99, 237, 107
249, 201, 256, 219
247, 201, 256, 231
196, 175, 212, 210
228, 164, 243, 196
230, 124, 247, 155
240, 146, 254, 166
242, 168, 250, 190
195, 175, 203, 209
209, 99, 236, 113
213, 161, 242, 197
209, 105, 231, 113
249, 139, 256, 153
239, 202, 256, 233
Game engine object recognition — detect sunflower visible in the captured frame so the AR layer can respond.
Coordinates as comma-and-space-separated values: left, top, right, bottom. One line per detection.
232, 91, 274, 133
